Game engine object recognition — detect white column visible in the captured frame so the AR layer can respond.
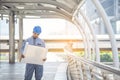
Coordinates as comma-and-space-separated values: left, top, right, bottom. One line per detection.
92, 0, 119, 68
79, 10, 100, 62
18, 15, 23, 61
9, 11, 15, 63
74, 17, 91, 59
115, 0, 118, 18
73, 20, 88, 58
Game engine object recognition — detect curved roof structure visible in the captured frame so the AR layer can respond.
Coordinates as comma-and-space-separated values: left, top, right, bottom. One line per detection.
0, 0, 119, 68
0, 0, 84, 20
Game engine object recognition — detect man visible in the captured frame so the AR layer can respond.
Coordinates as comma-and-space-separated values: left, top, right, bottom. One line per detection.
21, 26, 46, 80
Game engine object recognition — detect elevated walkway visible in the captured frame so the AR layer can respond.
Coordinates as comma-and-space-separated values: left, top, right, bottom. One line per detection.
0, 0, 120, 80
0, 51, 120, 80
0, 53, 68, 80
0, 62, 67, 80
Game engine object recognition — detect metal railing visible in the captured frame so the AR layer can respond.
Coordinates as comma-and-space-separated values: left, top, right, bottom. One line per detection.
63, 49, 120, 80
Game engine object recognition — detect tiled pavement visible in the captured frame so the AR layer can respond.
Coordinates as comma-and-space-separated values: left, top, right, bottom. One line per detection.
0, 52, 67, 80
0, 62, 65, 80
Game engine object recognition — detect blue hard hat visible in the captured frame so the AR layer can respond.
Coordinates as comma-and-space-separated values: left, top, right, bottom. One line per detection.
33, 26, 41, 34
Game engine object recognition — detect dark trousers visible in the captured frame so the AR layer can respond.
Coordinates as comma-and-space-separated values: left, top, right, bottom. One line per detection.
24, 63, 43, 80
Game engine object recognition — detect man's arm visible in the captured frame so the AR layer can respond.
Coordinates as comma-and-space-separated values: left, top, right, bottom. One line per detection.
20, 40, 28, 59
19, 40, 28, 62
41, 39, 45, 48
41, 40, 47, 61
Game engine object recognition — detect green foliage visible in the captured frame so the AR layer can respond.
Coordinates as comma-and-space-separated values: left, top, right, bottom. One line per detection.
100, 53, 113, 62
74, 51, 120, 62
75, 52, 84, 57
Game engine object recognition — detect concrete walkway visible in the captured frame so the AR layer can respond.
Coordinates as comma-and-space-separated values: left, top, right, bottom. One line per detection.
0, 62, 66, 80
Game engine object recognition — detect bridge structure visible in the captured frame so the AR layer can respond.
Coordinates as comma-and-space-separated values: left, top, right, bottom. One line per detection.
0, 0, 120, 80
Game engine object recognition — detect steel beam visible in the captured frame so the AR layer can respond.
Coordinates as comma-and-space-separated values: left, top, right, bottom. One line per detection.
0, 0, 72, 13
73, 20, 88, 59
0, 7, 72, 22
74, 17, 91, 59
9, 11, 15, 63
79, 10, 100, 62
72, 0, 85, 20
92, 0, 119, 68
2, 6, 72, 19
18, 15, 23, 62
0, 12, 72, 22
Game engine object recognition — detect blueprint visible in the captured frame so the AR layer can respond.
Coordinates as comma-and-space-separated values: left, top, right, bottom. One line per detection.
21, 44, 47, 65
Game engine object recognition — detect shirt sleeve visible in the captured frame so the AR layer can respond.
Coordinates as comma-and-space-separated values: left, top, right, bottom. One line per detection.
20, 40, 27, 54
42, 40, 45, 48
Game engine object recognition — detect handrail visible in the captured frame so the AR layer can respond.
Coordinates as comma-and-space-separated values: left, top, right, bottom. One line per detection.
68, 53, 120, 76
76, 56, 120, 76
81, 59, 120, 76
64, 49, 120, 80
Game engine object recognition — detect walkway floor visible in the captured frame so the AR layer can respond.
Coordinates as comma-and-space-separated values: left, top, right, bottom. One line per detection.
0, 52, 67, 80
0, 62, 65, 80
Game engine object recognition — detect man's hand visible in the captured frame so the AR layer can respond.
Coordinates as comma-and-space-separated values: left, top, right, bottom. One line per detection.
19, 54, 25, 62
43, 58, 47, 61
21, 54, 25, 58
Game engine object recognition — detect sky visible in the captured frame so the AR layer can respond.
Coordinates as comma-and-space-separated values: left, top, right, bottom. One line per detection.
0, 18, 80, 38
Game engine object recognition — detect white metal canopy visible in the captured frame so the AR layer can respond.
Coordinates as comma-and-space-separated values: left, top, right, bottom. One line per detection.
0, 0, 119, 68
0, 0, 84, 19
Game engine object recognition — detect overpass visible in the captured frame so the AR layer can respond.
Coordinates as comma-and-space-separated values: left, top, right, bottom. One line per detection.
0, 0, 120, 80
0, 35, 120, 52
